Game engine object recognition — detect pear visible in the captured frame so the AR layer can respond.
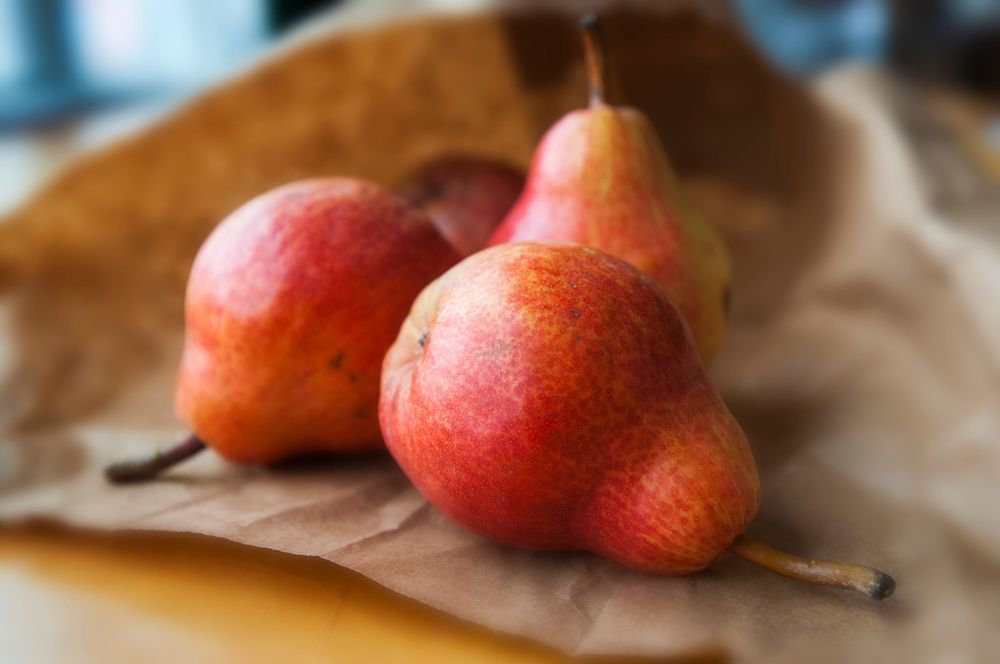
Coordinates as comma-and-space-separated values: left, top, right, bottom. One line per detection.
490, 16, 731, 361
381, 243, 894, 598
106, 178, 459, 482
398, 155, 524, 257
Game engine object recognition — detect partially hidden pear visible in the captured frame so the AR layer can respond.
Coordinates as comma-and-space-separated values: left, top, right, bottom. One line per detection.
381, 243, 894, 598
490, 16, 731, 361
106, 178, 459, 482
398, 155, 524, 257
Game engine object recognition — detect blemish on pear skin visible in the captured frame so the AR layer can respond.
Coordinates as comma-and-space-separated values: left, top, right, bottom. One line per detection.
329, 352, 345, 369
571, 308, 582, 319
418, 332, 429, 348
348, 372, 358, 383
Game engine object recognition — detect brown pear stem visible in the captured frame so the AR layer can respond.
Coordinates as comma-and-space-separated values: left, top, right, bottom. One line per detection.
728, 535, 895, 600
580, 14, 607, 107
104, 435, 206, 484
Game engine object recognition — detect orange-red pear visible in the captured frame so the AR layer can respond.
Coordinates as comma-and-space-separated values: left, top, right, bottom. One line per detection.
490, 16, 731, 361
106, 178, 459, 481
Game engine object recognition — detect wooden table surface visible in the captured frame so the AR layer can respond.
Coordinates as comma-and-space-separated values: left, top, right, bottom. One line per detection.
0, 525, 695, 664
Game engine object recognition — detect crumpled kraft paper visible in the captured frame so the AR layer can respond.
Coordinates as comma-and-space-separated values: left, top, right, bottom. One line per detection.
1, 7, 999, 663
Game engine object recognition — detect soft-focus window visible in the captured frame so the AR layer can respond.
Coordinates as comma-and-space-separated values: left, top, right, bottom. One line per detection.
0, 1, 30, 87
0, 0, 270, 128
734, 0, 890, 74
67, 0, 267, 92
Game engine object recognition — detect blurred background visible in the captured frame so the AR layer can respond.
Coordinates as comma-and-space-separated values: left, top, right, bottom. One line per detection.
0, 0, 343, 211
0, 0, 347, 128
2, 0, 1000, 229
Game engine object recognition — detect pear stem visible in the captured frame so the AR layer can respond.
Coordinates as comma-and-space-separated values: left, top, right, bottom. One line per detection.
579, 14, 607, 107
728, 534, 896, 600
104, 435, 206, 484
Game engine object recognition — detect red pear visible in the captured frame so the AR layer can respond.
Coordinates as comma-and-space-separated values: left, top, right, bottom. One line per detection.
380, 243, 895, 598
490, 16, 731, 361
398, 155, 524, 257
106, 178, 459, 482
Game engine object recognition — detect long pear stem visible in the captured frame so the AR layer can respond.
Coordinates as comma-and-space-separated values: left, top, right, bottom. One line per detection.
580, 14, 607, 107
105, 435, 206, 484
729, 535, 895, 600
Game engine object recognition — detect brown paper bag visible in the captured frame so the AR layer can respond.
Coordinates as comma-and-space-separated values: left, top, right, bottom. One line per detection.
2, 8, 998, 662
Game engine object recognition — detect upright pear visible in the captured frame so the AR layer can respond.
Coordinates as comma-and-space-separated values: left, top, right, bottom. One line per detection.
381, 243, 894, 598
490, 16, 731, 361
107, 178, 459, 482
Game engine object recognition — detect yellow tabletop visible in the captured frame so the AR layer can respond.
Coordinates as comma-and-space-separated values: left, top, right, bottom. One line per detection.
0, 525, 710, 663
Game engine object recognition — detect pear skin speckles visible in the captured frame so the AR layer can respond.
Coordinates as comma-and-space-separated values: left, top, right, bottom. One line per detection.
380, 243, 759, 574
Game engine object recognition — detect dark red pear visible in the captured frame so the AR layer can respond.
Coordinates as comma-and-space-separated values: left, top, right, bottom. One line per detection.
399, 155, 524, 257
